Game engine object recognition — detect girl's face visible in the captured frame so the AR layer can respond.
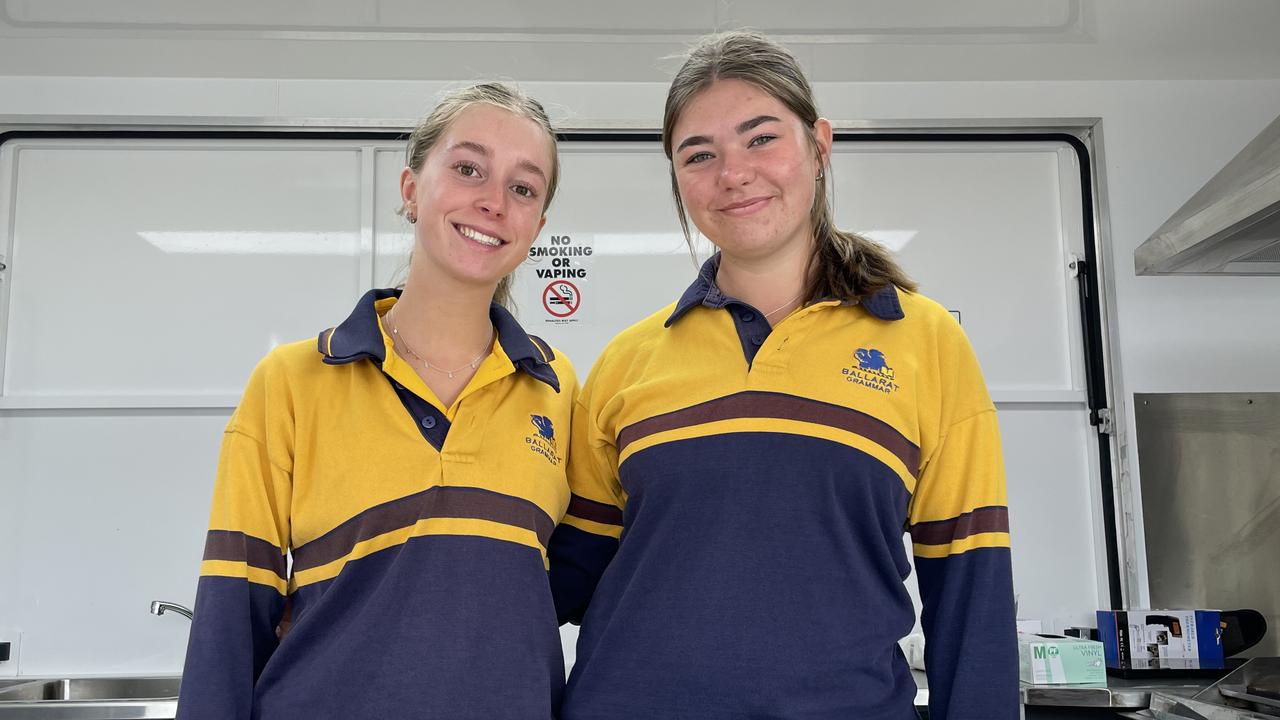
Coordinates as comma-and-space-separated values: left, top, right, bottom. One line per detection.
670, 79, 831, 262
400, 103, 553, 290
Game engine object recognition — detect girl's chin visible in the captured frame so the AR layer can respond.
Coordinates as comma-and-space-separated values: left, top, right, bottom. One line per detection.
410, 260, 509, 295
710, 237, 798, 260
445, 263, 516, 290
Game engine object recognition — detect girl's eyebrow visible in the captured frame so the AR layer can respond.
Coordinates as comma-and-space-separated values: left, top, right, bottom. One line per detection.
675, 115, 782, 153
448, 140, 490, 156
736, 115, 780, 134
517, 160, 547, 183
448, 140, 546, 182
676, 134, 712, 153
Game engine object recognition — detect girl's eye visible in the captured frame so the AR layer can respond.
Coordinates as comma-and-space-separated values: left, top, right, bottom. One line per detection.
512, 184, 538, 199
455, 162, 481, 178
749, 134, 777, 147
685, 151, 713, 165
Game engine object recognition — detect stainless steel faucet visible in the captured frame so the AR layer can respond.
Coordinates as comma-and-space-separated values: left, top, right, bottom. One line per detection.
150, 600, 193, 620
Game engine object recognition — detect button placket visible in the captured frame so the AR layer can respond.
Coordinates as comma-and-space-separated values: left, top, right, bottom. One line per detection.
725, 304, 772, 368
753, 308, 827, 374
382, 372, 452, 451
438, 386, 492, 470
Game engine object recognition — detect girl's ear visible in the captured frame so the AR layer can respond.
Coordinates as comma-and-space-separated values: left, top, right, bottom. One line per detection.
813, 118, 834, 170
399, 166, 418, 215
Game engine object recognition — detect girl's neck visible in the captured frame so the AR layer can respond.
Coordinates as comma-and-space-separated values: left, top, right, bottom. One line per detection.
715, 239, 813, 320
388, 261, 496, 364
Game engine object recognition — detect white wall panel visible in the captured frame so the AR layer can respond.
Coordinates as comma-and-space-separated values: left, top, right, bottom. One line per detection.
0, 77, 281, 117
1, 141, 364, 403
999, 405, 1100, 629
0, 411, 226, 676
372, 148, 413, 287
833, 144, 1083, 395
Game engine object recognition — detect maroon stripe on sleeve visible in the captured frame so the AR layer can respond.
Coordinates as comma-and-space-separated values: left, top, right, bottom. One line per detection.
202, 530, 287, 580
566, 493, 624, 526
909, 506, 1009, 545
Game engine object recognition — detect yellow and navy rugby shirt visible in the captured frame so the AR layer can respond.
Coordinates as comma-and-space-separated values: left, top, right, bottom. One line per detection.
549, 256, 1017, 720
177, 289, 575, 720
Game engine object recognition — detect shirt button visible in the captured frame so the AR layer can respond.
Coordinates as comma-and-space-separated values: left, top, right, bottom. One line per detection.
421, 416, 437, 429
741, 312, 755, 322
751, 336, 764, 346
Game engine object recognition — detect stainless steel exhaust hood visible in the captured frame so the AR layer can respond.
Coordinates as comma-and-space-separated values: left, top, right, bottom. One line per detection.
1136, 112, 1280, 275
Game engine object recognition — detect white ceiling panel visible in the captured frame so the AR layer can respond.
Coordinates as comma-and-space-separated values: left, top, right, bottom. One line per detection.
1, 0, 1278, 81
725, 0, 1080, 37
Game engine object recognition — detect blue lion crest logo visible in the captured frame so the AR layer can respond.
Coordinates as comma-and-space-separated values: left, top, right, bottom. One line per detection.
855, 348, 894, 379
530, 415, 555, 441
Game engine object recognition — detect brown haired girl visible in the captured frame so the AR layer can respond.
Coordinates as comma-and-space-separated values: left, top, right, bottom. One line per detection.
550, 32, 1017, 720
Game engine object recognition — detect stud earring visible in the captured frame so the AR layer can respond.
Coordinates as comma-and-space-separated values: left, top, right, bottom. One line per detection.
816, 169, 825, 181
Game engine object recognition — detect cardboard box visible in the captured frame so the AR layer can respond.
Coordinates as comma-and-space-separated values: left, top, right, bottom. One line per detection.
1018, 633, 1107, 685
1095, 609, 1225, 669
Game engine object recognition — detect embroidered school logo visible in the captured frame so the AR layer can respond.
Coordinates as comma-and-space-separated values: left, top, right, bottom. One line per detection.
842, 348, 901, 394
525, 414, 560, 466
856, 348, 893, 376
531, 415, 555, 441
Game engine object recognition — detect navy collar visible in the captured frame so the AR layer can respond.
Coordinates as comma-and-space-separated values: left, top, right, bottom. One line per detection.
664, 254, 905, 326
856, 283, 906, 321
318, 288, 560, 392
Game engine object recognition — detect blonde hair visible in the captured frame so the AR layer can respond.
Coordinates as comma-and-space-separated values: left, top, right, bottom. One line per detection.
662, 31, 916, 301
403, 82, 560, 308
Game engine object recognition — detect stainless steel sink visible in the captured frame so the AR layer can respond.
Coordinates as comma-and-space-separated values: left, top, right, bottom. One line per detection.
0, 676, 179, 719
0, 685, 34, 694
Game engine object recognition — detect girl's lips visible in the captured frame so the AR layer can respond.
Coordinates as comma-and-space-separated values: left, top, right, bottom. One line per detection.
718, 196, 772, 216
454, 223, 505, 247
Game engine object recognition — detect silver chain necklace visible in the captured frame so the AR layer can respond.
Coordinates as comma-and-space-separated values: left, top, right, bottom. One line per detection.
386, 310, 494, 380
761, 290, 805, 319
